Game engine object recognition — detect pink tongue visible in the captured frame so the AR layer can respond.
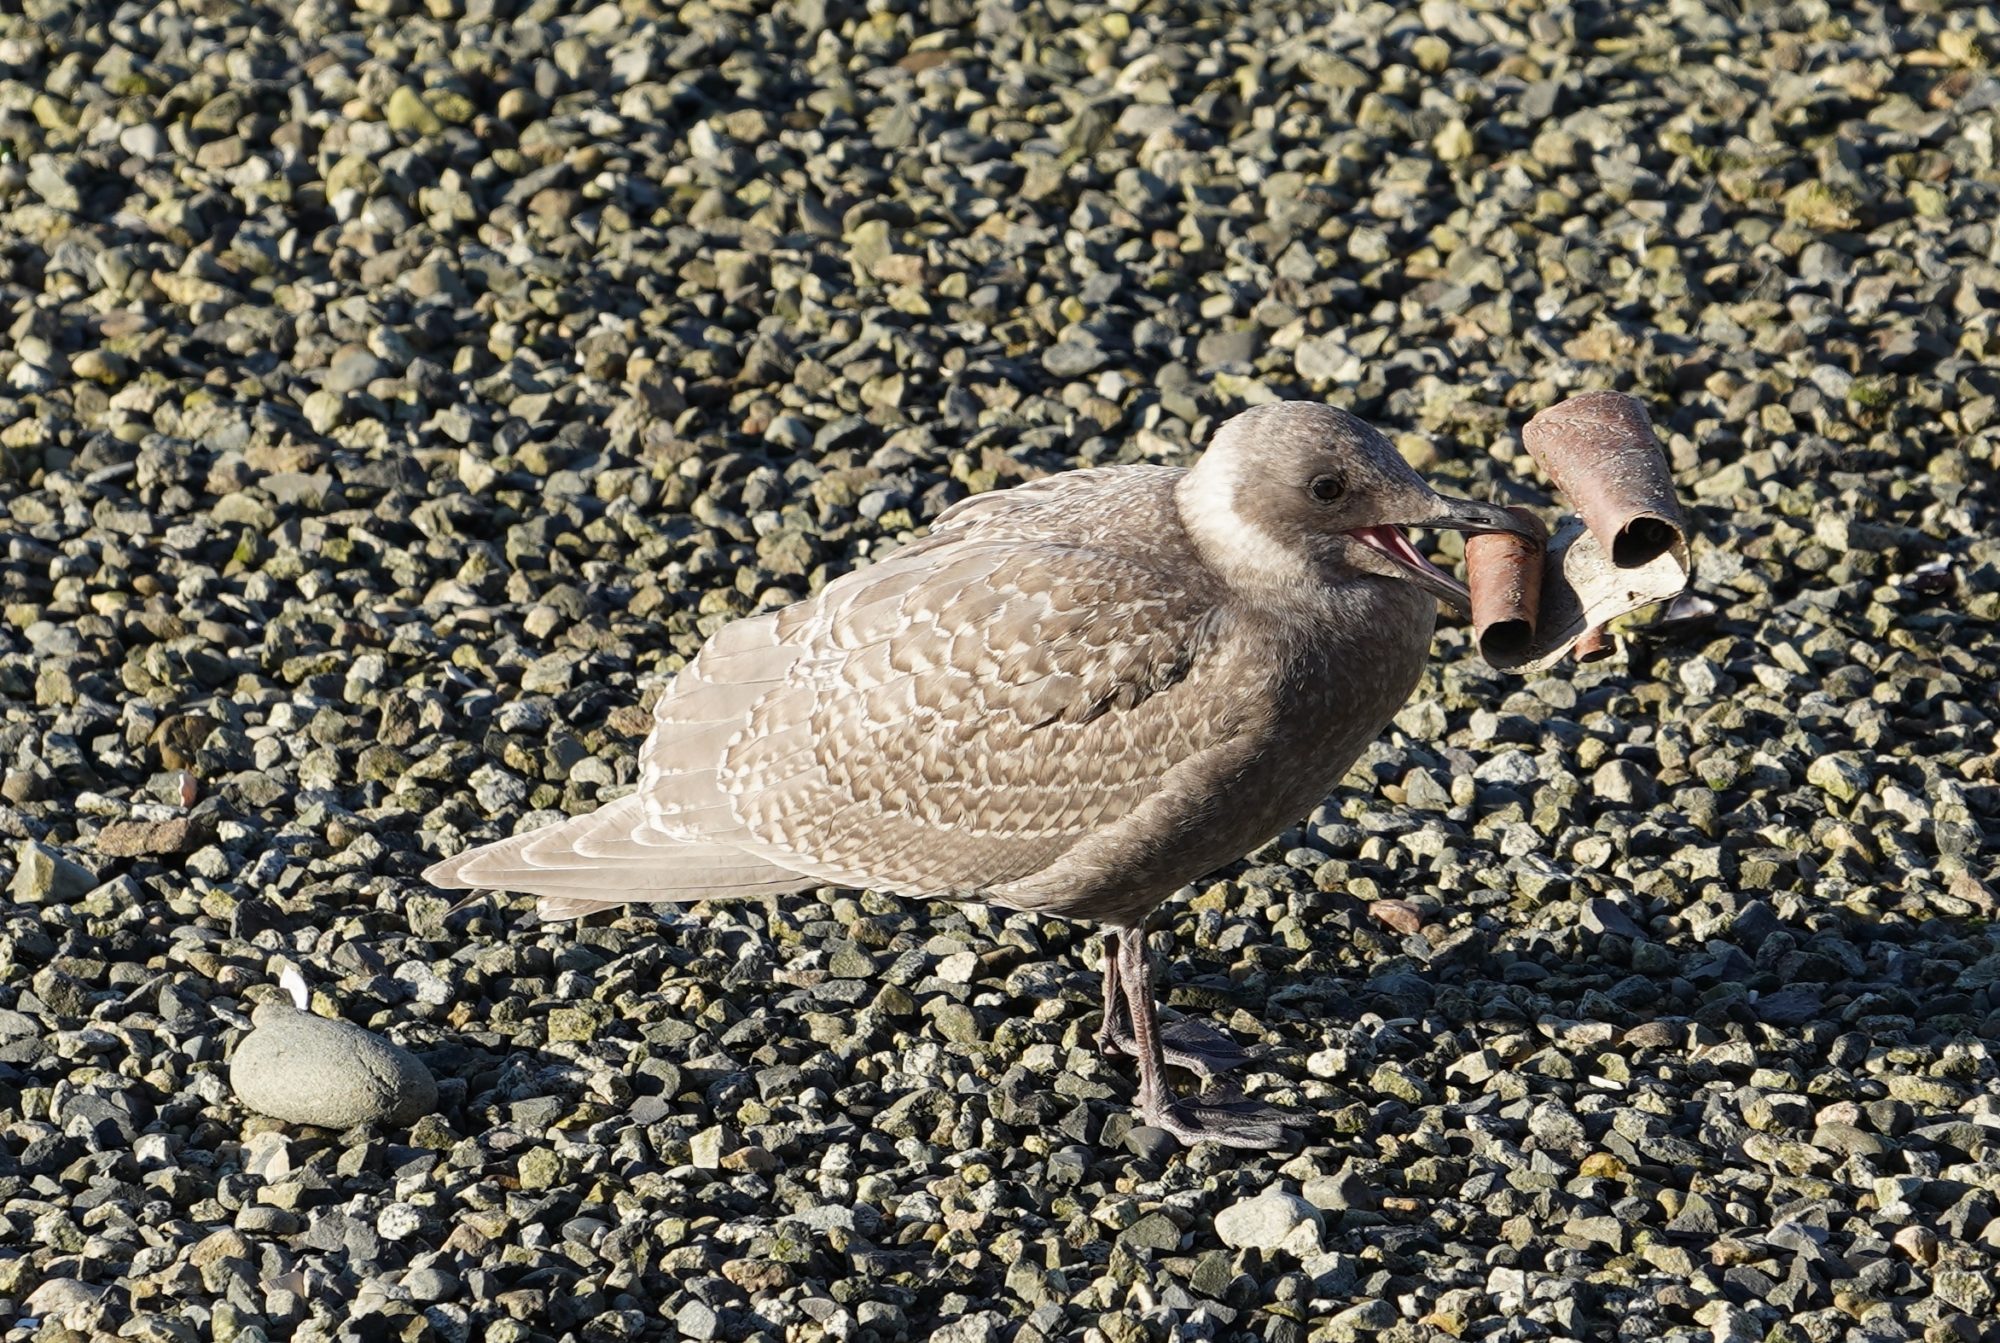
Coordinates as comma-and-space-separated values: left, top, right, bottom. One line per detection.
1351, 525, 1454, 582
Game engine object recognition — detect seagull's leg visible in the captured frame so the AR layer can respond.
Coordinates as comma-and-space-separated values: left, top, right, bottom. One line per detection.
1112, 927, 1293, 1150
1095, 933, 1256, 1077
1094, 941, 1128, 1056
1113, 928, 1170, 1116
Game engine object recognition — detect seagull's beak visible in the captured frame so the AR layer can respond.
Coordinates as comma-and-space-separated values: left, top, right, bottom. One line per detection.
1346, 492, 1540, 614
1418, 494, 1542, 542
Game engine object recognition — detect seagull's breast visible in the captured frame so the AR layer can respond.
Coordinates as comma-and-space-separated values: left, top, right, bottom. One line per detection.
993, 576, 1437, 924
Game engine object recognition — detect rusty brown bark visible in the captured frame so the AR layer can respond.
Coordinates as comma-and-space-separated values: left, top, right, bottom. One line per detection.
1467, 391, 1693, 672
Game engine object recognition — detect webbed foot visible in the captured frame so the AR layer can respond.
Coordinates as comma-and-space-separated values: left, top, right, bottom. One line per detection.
1098, 1012, 1257, 1077
1142, 1094, 1297, 1151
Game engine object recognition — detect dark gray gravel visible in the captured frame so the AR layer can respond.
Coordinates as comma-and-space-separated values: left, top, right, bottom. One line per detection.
2, 1, 1999, 1341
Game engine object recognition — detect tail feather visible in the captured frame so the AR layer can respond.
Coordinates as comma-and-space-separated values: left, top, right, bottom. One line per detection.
424, 795, 812, 920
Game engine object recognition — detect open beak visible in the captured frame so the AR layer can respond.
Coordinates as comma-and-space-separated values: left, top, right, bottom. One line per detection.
1347, 494, 1540, 614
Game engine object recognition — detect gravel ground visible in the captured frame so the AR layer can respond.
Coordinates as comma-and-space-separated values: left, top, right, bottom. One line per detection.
3, 0, 1999, 1341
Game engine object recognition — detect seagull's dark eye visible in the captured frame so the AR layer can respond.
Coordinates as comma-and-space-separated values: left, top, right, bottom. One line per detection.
1309, 474, 1345, 503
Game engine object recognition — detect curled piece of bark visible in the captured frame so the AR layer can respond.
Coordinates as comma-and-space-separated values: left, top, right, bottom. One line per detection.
1466, 507, 1549, 664
1474, 391, 1693, 673
1522, 391, 1690, 573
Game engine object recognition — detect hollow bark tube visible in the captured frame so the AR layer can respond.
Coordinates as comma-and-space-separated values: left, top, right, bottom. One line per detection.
1467, 506, 1549, 665
1521, 392, 1690, 572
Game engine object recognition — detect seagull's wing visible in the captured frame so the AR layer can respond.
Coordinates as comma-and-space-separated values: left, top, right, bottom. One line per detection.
427, 465, 1242, 914
646, 525, 1241, 898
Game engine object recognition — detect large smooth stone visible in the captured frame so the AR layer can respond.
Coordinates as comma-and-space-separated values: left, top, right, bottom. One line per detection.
229, 1003, 436, 1128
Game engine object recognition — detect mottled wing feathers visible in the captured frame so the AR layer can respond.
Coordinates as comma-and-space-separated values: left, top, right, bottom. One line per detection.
926, 464, 1174, 536
638, 610, 805, 837
420, 795, 812, 918
739, 543, 1223, 892
428, 463, 1234, 916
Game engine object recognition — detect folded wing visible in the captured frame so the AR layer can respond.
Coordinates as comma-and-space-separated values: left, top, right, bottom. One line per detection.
427, 466, 1234, 916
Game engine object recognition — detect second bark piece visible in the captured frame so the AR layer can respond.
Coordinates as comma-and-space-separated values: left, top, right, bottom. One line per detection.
1467, 505, 1550, 663
1520, 390, 1689, 571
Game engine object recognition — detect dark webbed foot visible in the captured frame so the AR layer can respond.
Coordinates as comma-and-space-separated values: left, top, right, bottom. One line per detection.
1098, 1012, 1257, 1078
1095, 936, 1256, 1077
1143, 1094, 1296, 1151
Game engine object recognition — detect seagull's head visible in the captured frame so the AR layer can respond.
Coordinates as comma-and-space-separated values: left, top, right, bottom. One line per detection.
1179, 401, 1538, 611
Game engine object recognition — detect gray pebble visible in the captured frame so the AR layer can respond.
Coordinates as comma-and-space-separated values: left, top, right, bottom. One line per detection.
10, 841, 96, 902
1042, 340, 1107, 378
1213, 1187, 1323, 1253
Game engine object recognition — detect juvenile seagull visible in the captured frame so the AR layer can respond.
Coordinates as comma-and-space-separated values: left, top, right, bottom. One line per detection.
427, 402, 1535, 1147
